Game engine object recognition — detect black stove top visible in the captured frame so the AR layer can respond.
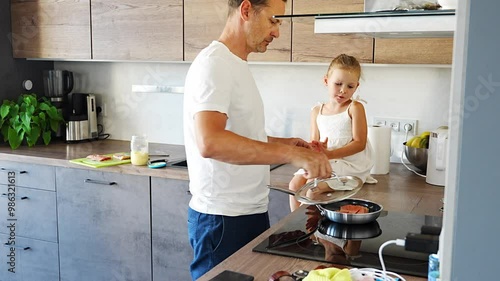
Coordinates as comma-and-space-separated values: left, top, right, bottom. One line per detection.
253, 205, 442, 277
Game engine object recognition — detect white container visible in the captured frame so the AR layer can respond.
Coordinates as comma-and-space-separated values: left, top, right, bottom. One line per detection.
368, 125, 392, 174
131, 135, 149, 166
426, 129, 448, 186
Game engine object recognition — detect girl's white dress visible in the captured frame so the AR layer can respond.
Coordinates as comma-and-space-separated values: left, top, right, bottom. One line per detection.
316, 102, 374, 183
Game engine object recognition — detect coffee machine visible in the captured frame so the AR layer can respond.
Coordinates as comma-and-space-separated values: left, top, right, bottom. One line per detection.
66, 93, 98, 142
43, 70, 74, 139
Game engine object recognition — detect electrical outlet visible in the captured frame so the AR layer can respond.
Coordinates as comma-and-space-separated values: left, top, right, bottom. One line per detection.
372, 117, 386, 126
372, 117, 418, 134
398, 119, 418, 134
102, 103, 107, 117
388, 120, 400, 132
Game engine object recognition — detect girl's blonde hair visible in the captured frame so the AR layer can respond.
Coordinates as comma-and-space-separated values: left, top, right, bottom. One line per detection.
326, 54, 362, 80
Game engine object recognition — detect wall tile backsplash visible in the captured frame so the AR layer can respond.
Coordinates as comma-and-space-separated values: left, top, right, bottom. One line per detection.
55, 61, 451, 162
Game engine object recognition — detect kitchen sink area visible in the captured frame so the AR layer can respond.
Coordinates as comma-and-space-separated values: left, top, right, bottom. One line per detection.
167, 159, 188, 168
270, 163, 285, 171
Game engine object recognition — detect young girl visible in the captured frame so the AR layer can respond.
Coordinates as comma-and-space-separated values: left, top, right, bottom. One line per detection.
289, 54, 374, 211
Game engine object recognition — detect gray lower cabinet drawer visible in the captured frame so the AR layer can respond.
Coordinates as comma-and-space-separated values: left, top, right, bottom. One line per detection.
57, 167, 151, 281
0, 234, 59, 281
0, 185, 57, 242
0, 161, 56, 191
151, 177, 192, 281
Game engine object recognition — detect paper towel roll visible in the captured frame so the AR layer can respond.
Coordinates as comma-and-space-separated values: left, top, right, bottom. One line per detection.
368, 125, 392, 174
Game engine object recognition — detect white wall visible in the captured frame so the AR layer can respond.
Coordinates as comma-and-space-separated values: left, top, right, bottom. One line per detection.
55, 61, 451, 162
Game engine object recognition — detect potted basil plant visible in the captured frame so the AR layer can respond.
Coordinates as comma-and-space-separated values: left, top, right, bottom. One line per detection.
0, 93, 64, 149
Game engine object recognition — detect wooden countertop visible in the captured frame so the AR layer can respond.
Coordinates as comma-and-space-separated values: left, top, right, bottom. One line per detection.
1, 139, 443, 281
198, 164, 444, 281
0, 138, 444, 215
0, 139, 190, 180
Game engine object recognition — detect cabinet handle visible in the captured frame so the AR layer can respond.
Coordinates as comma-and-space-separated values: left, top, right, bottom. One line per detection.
84, 179, 117, 185
3, 243, 30, 250
1, 193, 28, 200
0, 168, 27, 174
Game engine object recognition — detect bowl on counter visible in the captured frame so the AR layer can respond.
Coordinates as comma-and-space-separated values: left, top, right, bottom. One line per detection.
403, 143, 428, 172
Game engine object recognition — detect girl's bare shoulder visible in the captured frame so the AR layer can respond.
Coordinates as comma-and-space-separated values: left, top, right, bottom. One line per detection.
349, 100, 366, 111
311, 103, 322, 113
347, 100, 366, 119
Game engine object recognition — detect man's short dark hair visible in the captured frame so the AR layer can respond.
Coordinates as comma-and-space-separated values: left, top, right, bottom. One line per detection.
227, 0, 286, 15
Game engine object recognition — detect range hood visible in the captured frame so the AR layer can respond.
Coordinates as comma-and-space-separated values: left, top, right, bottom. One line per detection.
274, 9, 455, 38
314, 9, 456, 38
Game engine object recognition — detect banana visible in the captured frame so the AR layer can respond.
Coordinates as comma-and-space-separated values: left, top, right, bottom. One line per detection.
405, 137, 417, 147
419, 138, 429, 149
420, 131, 431, 138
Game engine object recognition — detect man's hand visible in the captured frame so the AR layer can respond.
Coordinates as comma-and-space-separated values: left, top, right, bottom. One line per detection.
268, 136, 311, 149
289, 147, 332, 179
288, 137, 311, 149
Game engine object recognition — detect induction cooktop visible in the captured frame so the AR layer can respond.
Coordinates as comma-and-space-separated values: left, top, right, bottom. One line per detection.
253, 205, 442, 277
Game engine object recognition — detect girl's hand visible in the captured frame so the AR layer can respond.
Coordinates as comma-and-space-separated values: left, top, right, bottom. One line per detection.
320, 138, 328, 149
310, 138, 328, 153
310, 141, 322, 152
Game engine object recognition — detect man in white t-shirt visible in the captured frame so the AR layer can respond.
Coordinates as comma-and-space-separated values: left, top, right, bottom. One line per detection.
183, 0, 332, 279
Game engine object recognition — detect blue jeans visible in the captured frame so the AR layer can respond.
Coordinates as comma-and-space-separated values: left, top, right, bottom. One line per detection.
188, 207, 270, 280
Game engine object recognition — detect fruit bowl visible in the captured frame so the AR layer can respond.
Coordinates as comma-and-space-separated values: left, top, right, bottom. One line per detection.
403, 142, 428, 172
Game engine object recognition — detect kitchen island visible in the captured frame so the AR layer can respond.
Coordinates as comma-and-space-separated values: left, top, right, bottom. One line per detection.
198, 164, 444, 281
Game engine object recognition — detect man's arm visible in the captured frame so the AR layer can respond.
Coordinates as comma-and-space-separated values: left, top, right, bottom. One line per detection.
193, 111, 331, 179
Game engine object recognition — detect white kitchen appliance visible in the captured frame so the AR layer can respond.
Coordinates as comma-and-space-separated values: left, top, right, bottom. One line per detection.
426, 128, 448, 186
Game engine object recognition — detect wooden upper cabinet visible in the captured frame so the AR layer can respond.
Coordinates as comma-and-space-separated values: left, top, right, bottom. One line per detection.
10, 0, 91, 59
374, 38, 454, 64
184, 0, 226, 61
184, 0, 292, 62
91, 0, 183, 61
292, 0, 373, 63
10, 0, 453, 64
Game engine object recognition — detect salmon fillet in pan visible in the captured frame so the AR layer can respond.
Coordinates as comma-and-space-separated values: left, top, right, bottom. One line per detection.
339, 204, 369, 214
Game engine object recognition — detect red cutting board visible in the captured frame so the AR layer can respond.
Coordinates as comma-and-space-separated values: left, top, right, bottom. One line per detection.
69, 153, 131, 168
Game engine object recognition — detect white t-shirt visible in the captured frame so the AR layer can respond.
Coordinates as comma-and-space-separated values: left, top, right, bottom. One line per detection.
183, 41, 270, 216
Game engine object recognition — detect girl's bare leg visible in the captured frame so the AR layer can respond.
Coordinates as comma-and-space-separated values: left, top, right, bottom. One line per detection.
288, 174, 307, 212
